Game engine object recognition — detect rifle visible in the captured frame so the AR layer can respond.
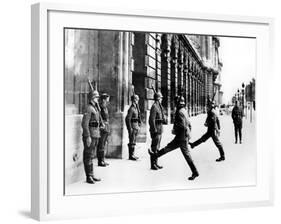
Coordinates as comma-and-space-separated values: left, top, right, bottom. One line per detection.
88, 79, 94, 92
88, 79, 105, 128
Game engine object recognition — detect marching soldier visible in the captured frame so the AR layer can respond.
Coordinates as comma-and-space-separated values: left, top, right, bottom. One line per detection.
149, 96, 199, 181
232, 101, 243, 144
189, 100, 225, 162
97, 93, 110, 166
81, 89, 103, 184
149, 90, 167, 170
125, 93, 141, 161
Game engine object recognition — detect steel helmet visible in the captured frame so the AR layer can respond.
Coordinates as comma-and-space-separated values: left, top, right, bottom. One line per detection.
88, 90, 100, 100
177, 96, 186, 106
100, 93, 110, 100
154, 91, 163, 100
131, 94, 139, 101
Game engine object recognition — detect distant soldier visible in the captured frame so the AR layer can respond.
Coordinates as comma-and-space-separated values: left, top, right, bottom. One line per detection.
81, 90, 103, 184
149, 96, 199, 181
97, 93, 110, 166
125, 94, 141, 161
149, 90, 167, 170
189, 100, 225, 162
232, 101, 243, 144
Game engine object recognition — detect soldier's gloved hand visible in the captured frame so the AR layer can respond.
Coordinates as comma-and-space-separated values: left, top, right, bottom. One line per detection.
86, 136, 92, 147
216, 129, 220, 137
204, 122, 208, 127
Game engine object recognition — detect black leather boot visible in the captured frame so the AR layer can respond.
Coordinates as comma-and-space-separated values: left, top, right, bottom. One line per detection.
188, 172, 199, 181
86, 176, 95, 184
189, 142, 195, 149
102, 151, 109, 166
98, 160, 107, 167
129, 147, 138, 161
155, 157, 163, 169
216, 156, 225, 162
150, 153, 158, 170
92, 176, 101, 182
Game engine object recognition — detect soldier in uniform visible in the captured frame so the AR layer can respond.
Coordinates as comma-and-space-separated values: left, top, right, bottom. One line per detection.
189, 100, 225, 162
81, 90, 103, 184
97, 93, 110, 166
232, 101, 243, 144
149, 90, 167, 170
125, 94, 141, 161
149, 96, 199, 181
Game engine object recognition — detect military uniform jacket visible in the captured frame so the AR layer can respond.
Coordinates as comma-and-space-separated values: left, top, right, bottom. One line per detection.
173, 107, 192, 141
125, 103, 141, 132
205, 109, 220, 132
149, 102, 166, 134
81, 102, 102, 138
232, 105, 243, 126
99, 104, 110, 133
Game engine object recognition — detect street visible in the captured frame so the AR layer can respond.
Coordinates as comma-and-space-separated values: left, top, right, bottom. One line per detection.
66, 111, 256, 195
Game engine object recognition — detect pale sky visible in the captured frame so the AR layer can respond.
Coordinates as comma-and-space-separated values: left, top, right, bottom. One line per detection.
219, 37, 256, 104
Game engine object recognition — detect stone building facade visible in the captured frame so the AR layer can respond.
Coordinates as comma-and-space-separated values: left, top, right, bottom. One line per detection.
64, 29, 222, 184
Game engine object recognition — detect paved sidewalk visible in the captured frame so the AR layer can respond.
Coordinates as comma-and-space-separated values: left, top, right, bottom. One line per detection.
66, 112, 256, 195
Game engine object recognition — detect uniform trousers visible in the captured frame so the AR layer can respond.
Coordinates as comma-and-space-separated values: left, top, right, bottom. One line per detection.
234, 123, 242, 142
192, 130, 225, 158
158, 137, 198, 175
83, 136, 99, 177
97, 131, 109, 159
128, 128, 139, 148
150, 133, 162, 153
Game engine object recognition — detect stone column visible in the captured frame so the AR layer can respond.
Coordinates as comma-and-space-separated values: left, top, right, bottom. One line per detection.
170, 36, 179, 122
156, 33, 162, 90
183, 51, 188, 107
187, 54, 191, 116
161, 34, 172, 124
177, 46, 184, 95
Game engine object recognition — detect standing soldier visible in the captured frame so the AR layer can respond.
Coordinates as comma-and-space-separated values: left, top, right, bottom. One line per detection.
81, 88, 103, 184
232, 101, 243, 144
97, 93, 110, 166
125, 93, 141, 161
149, 96, 199, 181
189, 100, 225, 162
149, 90, 167, 170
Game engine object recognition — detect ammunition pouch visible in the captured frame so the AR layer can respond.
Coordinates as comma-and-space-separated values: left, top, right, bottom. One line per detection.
131, 118, 139, 123
89, 122, 99, 128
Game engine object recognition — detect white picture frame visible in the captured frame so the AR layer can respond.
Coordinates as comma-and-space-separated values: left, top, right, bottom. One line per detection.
31, 2, 274, 221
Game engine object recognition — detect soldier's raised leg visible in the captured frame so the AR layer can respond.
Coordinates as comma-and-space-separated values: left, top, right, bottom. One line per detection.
189, 132, 211, 149
148, 138, 179, 167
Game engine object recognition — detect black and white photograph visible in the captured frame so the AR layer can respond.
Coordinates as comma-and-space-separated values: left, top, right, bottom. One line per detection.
64, 29, 256, 195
